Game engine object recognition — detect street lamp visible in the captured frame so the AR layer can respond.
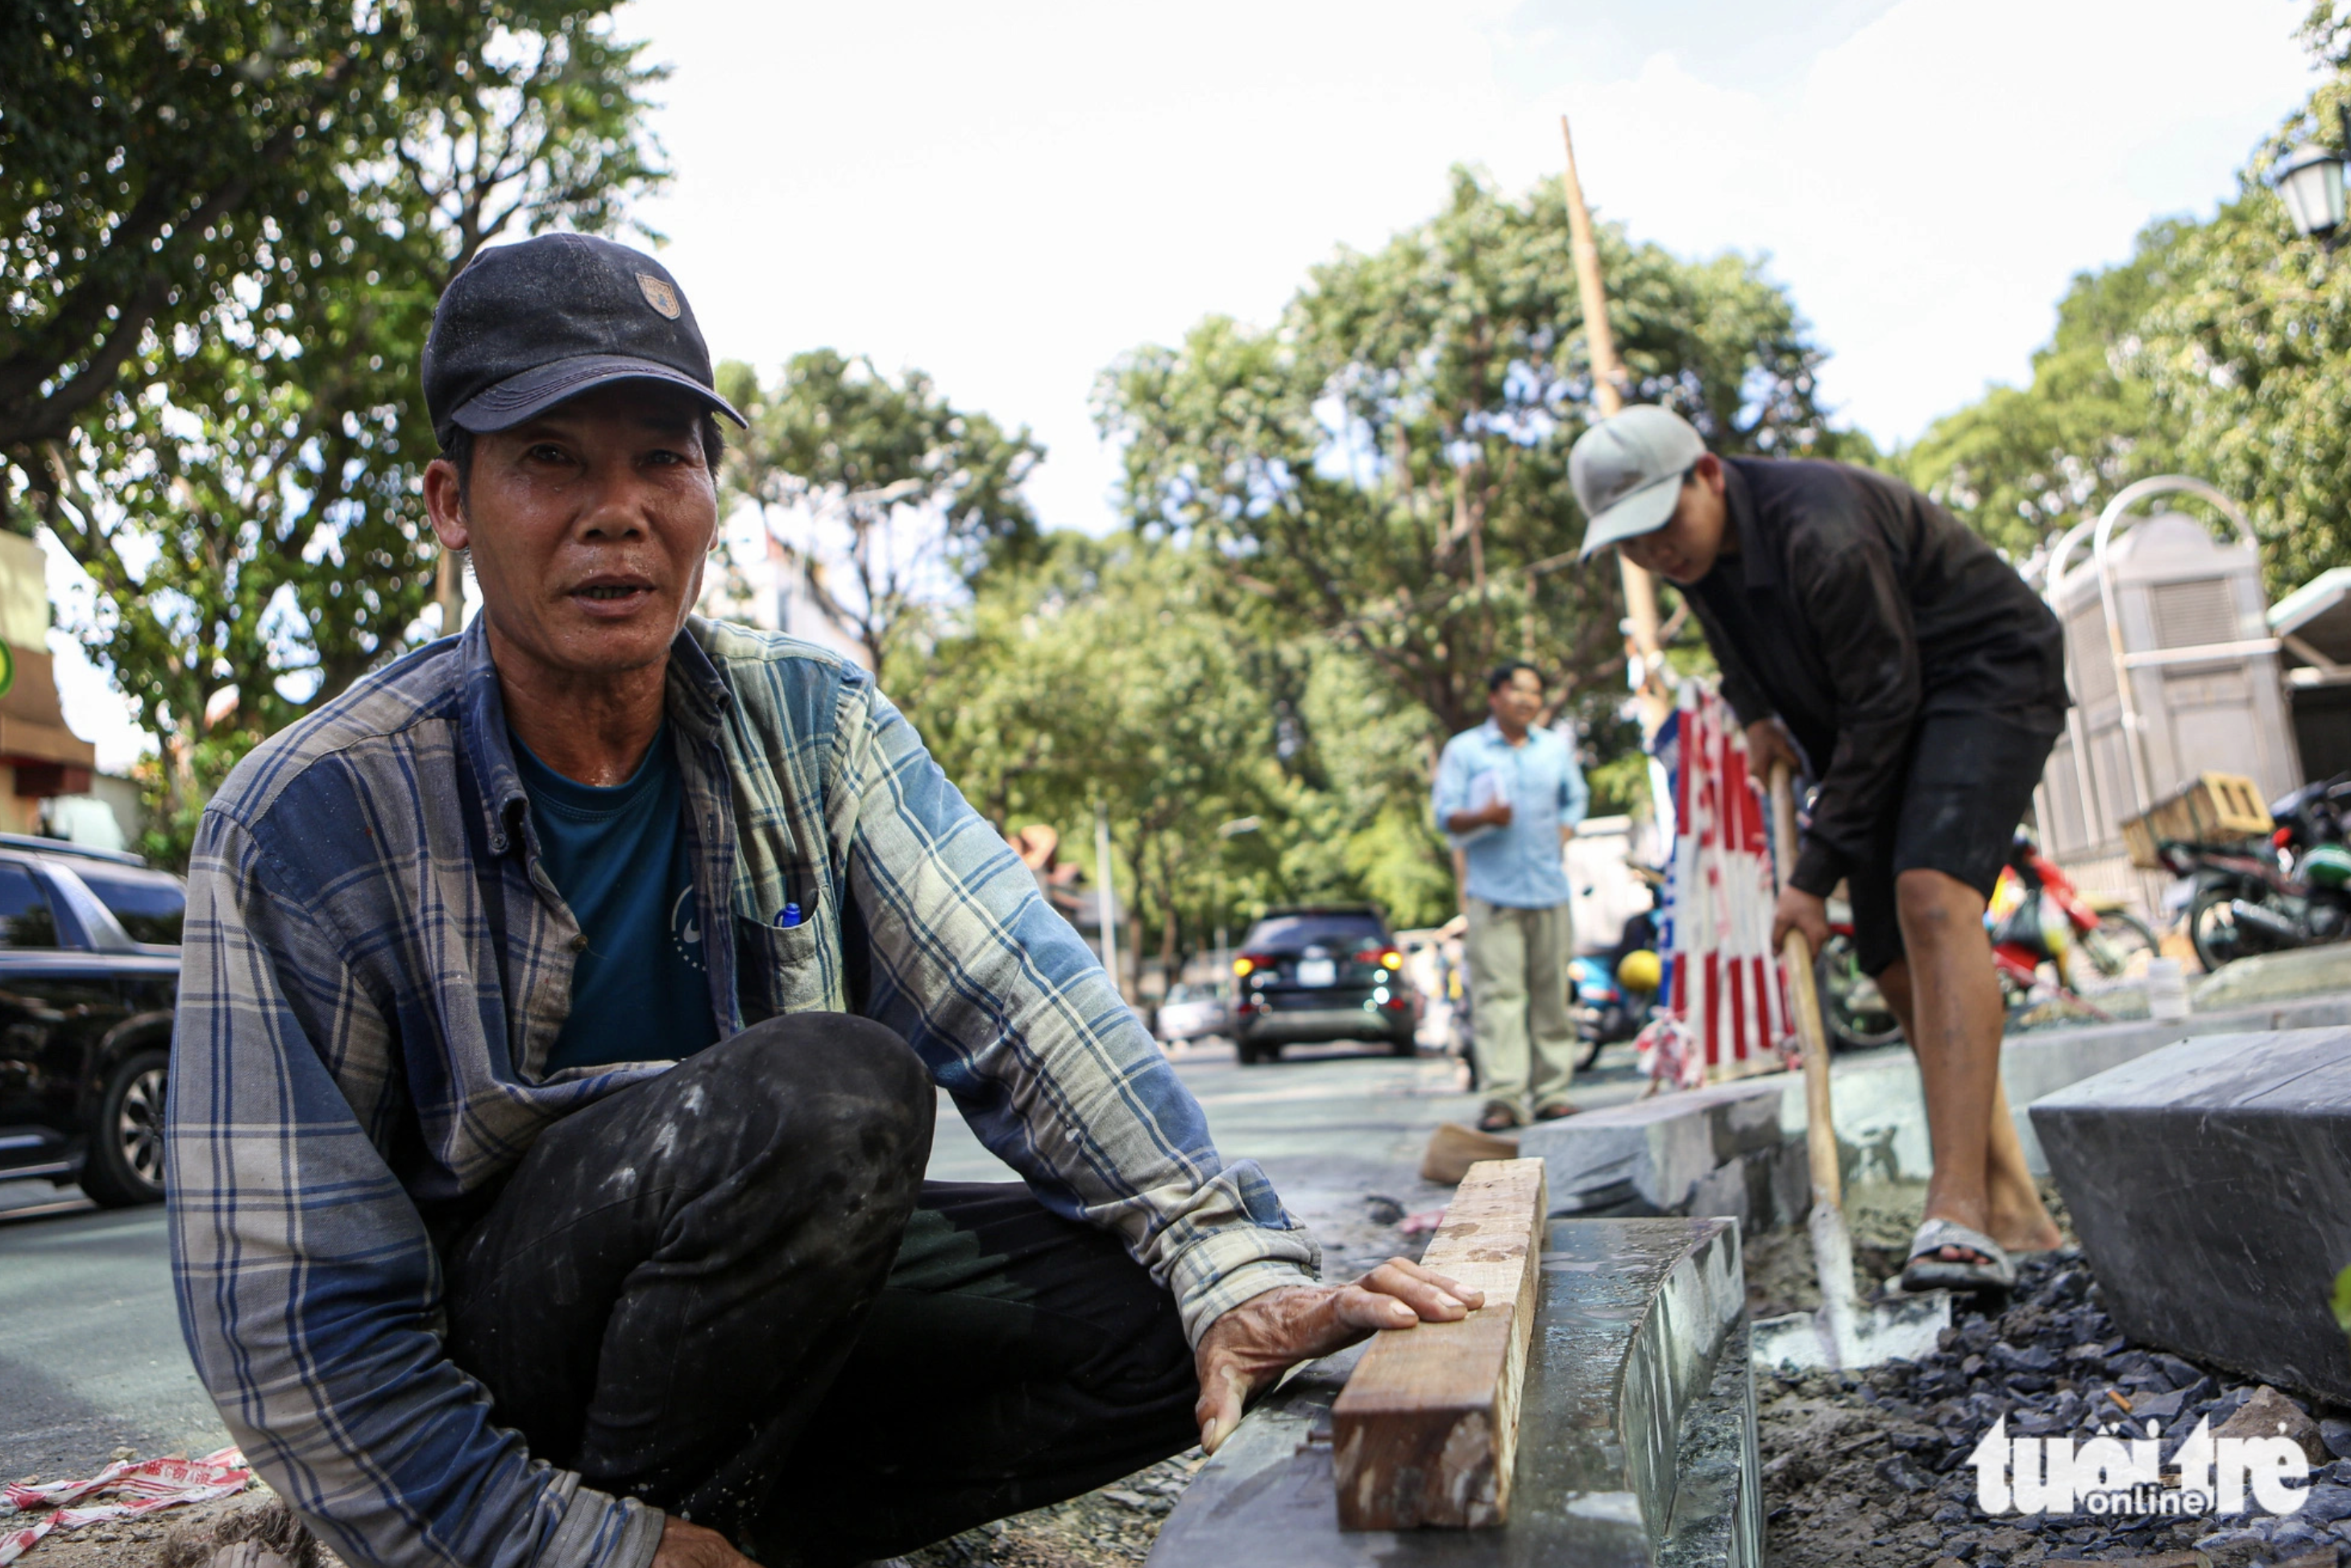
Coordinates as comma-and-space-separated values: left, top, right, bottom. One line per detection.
2276, 106, 2351, 251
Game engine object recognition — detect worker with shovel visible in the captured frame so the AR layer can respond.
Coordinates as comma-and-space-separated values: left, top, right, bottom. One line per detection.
1569, 406, 2067, 1296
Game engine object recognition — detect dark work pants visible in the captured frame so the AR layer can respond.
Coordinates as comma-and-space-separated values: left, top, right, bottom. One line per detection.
442, 1014, 1200, 1567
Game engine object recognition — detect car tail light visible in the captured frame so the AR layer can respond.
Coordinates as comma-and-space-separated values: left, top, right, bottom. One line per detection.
2275, 825, 2295, 848
1234, 953, 1274, 977
1353, 946, 1405, 970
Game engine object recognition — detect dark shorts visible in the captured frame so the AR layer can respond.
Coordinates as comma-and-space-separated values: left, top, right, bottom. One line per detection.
1847, 711, 2062, 977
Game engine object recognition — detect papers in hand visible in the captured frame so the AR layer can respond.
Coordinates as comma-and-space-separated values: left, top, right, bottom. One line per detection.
1457, 768, 1511, 842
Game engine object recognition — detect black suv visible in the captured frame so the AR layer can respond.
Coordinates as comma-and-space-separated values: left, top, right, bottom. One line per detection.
1229, 904, 1419, 1065
0, 836, 184, 1205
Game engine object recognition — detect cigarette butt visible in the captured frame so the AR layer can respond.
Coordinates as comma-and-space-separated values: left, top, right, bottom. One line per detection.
2107, 1389, 2133, 1412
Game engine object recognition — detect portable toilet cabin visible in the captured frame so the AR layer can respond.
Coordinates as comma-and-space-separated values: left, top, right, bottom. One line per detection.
2033, 477, 2296, 912
2268, 566, 2351, 780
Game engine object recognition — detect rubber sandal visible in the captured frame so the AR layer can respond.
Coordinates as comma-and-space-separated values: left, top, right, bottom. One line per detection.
1901, 1217, 2017, 1294
1533, 1102, 1579, 1122
1477, 1107, 1522, 1134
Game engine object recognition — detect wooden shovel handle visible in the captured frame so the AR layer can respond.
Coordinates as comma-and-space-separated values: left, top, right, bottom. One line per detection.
1768, 763, 1844, 1211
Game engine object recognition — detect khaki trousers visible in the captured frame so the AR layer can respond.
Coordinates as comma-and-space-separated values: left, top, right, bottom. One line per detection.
1464, 897, 1577, 1121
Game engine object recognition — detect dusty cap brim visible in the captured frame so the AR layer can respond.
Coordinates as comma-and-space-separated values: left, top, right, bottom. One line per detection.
447, 353, 747, 437
1577, 468, 1685, 559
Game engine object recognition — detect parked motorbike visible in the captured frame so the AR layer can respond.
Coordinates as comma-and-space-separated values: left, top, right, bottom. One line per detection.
2269, 771, 2351, 866
1814, 901, 1902, 1051
2162, 835, 2351, 972
1569, 908, 1660, 1069
1990, 828, 2157, 1007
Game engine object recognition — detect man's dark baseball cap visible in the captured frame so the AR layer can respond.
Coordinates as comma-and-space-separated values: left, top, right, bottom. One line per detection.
422, 234, 746, 449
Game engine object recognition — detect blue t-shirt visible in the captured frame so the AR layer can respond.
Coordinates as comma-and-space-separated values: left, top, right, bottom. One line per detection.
512, 728, 718, 1072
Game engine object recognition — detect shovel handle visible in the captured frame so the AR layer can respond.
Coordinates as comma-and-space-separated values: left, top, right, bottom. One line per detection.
1768, 763, 1843, 1212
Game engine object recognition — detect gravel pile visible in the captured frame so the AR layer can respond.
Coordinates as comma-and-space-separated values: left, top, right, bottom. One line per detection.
906, 1451, 1199, 1566
1762, 1249, 2351, 1568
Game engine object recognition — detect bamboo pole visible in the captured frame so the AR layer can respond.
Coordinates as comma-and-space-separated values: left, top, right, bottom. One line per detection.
1560, 113, 1669, 734
1769, 763, 1843, 1212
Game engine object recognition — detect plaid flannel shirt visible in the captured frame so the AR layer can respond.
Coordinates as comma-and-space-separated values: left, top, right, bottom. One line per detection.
168, 616, 1318, 1568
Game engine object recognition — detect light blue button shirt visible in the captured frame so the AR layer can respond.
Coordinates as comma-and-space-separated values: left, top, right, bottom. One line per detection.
1433, 719, 1590, 910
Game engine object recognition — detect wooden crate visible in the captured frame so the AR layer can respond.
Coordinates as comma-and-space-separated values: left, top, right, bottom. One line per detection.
2120, 772, 2273, 869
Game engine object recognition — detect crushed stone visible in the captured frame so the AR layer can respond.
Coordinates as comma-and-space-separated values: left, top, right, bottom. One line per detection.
1761, 1247, 2351, 1568
906, 1451, 1199, 1566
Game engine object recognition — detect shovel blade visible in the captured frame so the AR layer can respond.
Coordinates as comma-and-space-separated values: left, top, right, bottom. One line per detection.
1752, 1292, 1952, 1372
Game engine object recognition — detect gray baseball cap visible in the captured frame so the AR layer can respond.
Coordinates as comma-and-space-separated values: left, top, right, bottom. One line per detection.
1570, 405, 1707, 559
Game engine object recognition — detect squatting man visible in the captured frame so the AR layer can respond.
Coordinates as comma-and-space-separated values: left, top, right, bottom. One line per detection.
167, 236, 1476, 1568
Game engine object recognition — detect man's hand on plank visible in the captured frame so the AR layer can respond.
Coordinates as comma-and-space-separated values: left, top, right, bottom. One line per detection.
1191, 1259, 1482, 1454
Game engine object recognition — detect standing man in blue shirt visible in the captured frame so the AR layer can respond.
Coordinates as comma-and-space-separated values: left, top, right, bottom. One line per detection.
1433, 663, 1590, 1132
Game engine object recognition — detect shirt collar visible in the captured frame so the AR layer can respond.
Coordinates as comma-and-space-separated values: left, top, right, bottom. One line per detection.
1478, 716, 1548, 749
1719, 458, 1780, 591
458, 615, 733, 856
661, 619, 732, 739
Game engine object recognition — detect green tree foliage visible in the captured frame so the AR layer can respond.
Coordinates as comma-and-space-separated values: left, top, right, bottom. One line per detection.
921, 535, 1295, 973
12, 2, 665, 862
2, 0, 654, 483
1903, 6, 2351, 597
1278, 649, 1457, 928
1900, 238, 2188, 560
1096, 167, 1849, 754
717, 351, 1043, 689
3, 0, 382, 466
2127, 122, 2351, 595
913, 530, 1464, 980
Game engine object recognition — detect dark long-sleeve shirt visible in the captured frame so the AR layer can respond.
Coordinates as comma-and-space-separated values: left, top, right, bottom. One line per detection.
1682, 458, 2067, 896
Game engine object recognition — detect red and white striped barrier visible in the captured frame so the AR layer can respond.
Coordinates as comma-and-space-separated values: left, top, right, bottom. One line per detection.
2, 1449, 251, 1565
1636, 681, 1795, 1089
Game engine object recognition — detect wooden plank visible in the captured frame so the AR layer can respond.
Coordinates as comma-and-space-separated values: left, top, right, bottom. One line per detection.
1330, 1156, 1548, 1530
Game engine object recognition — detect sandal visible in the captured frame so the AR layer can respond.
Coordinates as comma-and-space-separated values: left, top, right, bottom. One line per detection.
1533, 1102, 1579, 1122
1901, 1217, 2017, 1294
1477, 1106, 1523, 1134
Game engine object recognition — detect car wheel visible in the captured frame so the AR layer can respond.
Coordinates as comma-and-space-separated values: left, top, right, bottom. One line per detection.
82, 1048, 168, 1208
1390, 1031, 1418, 1058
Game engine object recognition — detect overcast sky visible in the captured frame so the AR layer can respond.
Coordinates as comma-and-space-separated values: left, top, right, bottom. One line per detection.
618, 0, 2320, 533
49, 0, 2324, 771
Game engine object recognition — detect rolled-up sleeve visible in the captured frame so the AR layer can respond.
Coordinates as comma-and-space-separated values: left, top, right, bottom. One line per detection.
169, 811, 664, 1568
824, 679, 1320, 1343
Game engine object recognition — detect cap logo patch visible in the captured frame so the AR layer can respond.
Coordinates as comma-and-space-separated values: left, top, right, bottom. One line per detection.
636, 273, 682, 320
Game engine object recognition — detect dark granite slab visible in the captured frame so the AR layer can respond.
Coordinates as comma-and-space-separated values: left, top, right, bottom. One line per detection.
2030, 1027, 2351, 1404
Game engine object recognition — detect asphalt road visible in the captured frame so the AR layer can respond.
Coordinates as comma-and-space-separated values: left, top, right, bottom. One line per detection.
0, 1036, 1644, 1482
